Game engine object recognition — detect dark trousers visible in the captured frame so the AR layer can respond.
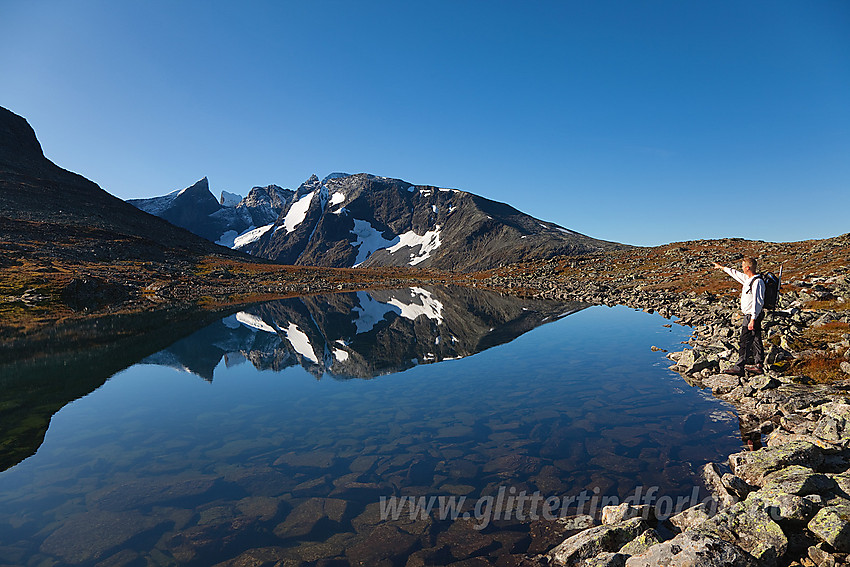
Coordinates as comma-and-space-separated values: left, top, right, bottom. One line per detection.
737, 313, 764, 367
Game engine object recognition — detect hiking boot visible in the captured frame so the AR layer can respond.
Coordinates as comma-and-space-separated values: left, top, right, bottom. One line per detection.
724, 366, 744, 376
745, 364, 764, 375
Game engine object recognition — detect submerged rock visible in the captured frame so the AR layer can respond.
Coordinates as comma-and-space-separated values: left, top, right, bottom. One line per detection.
39, 510, 166, 564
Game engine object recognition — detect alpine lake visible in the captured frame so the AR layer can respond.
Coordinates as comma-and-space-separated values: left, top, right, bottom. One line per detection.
0, 287, 745, 566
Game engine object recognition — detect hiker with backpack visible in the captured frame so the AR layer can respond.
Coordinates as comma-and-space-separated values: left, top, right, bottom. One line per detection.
712, 257, 768, 376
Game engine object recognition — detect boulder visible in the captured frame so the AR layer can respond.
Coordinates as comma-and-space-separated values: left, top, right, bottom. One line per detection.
701, 463, 738, 509
690, 495, 787, 566
39, 510, 166, 564
678, 350, 715, 374
702, 373, 741, 395
761, 465, 835, 496
748, 488, 819, 523
601, 503, 643, 526
668, 502, 713, 532
549, 518, 649, 566
583, 553, 627, 567
618, 529, 662, 556
808, 503, 850, 552
728, 441, 824, 486
624, 532, 758, 567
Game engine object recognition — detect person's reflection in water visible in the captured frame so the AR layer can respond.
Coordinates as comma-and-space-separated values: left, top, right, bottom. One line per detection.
738, 414, 763, 451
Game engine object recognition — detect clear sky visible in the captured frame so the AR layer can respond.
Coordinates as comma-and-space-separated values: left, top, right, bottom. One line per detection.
1, 1, 848, 246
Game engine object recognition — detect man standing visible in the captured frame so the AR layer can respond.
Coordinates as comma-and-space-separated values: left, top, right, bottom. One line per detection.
713, 257, 765, 375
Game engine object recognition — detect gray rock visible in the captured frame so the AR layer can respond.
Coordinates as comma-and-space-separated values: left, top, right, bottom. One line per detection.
690, 495, 787, 565
584, 553, 627, 567
601, 503, 642, 526
618, 528, 662, 556
813, 416, 844, 443
559, 514, 597, 531
702, 373, 741, 395
721, 473, 753, 499
549, 518, 649, 566
728, 441, 824, 486
808, 503, 850, 552
761, 465, 836, 496
624, 532, 758, 567
841, 361, 850, 375
748, 488, 819, 523
668, 502, 713, 532
748, 374, 780, 391
701, 462, 738, 509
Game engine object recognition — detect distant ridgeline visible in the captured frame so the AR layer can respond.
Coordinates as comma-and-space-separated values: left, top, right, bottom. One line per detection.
129, 173, 624, 272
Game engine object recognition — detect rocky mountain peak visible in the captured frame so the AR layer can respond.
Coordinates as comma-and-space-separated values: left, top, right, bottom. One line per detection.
0, 107, 46, 172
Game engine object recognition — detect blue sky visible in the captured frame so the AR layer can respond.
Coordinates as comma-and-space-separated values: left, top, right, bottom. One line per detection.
1, 1, 848, 246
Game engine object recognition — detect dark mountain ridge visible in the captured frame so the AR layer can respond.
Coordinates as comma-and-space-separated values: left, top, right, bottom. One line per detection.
0, 106, 240, 263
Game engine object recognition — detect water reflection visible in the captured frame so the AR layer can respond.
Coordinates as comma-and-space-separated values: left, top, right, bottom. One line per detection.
0, 289, 744, 566
141, 287, 587, 380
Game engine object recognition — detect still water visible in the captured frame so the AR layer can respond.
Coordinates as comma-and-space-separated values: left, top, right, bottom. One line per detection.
0, 287, 742, 566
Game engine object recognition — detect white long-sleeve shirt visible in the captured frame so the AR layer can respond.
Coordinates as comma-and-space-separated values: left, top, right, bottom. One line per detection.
723, 267, 765, 318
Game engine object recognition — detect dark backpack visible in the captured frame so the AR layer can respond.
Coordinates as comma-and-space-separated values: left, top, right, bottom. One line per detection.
757, 272, 781, 311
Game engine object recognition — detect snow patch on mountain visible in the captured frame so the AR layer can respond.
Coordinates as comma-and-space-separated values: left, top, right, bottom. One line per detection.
234, 224, 272, 248
329, 192, 346, 207
133, 189, 180, 216
387, 226, 442, 266
350, 219, 400, 267
216, 230, 240, 248
283, 190, 316, 233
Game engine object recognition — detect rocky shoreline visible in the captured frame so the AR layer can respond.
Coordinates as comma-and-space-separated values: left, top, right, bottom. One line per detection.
486, 268, 850, 565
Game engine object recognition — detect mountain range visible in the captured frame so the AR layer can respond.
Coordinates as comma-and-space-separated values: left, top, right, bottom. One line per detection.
130, 173, 624, 271
2, 104, 622, 273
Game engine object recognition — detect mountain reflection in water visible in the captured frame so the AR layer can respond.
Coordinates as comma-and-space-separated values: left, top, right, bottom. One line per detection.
141, 287, 587, 380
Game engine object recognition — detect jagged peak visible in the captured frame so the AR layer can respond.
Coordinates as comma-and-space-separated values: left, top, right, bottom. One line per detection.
322, 172, 351, 183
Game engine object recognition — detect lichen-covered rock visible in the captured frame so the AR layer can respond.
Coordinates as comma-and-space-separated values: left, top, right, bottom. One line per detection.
702, 373, 741, 395
601, 503, 643, 526
701, 462, 738, 509
765, 430, 841, 453
721, 473, 753, 500
669, 502, 713, 532
690, 495, 787, 566
583, 552, 627, 567
747, 488, 819, 523
761, 465, 836, 496
808, 503, 850, 552
549, 518, 649, 566
728, 441, 824, 486
618, 528, 662, 556
624, 532, 758, 567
